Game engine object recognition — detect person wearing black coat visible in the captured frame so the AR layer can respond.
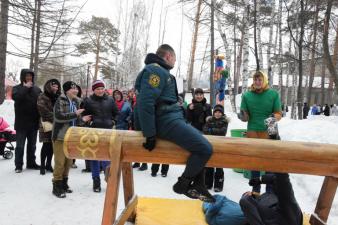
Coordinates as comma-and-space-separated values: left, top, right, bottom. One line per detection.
302, 102, 310, 119
203, 105, 229, 192
323, 104, 330, 116
82, 80, 119, 192
12, 69, 42, 173
187, 88, 212, 131
240, 173, 303, 225
37, 79, 61, 175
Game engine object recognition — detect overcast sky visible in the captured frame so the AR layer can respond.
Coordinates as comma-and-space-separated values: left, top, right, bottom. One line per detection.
77, 0, 196, 78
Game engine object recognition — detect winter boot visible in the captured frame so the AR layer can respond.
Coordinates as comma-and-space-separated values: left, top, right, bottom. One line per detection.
82, 160, 91, 172
26, 162, 40, 170
40, 167, 46, 175
62, 177, 73, 193
189, 181, 216, 203
173, 176, 194, 196
40, 159, 46, 175
132, 163, 140, 168
204, 167, 214, 189
53, 180, 66, 198
173, 175, 215, 203
191, 170, 216, 203
93, 177, 101, 192
138, 163, 148, 171
214, 169, 224, 192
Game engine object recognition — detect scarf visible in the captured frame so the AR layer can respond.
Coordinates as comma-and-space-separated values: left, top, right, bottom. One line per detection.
115, 100, 124, 111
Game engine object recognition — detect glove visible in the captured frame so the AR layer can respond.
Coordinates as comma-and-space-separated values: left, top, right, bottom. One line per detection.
142, 136, 156, 151
248, 177, 261, 187
264, 115, 278, 135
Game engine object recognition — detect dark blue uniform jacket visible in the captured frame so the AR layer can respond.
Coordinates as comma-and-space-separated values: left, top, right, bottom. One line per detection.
134, 53, 183, 137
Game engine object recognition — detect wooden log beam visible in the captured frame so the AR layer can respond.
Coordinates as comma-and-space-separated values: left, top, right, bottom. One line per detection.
64, 127, 338, 177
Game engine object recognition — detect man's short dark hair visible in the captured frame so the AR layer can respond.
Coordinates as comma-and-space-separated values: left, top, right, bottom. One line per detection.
156, 44, 175, 58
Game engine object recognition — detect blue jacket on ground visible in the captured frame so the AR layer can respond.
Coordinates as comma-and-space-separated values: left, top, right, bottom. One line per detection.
203, 194, 247, 225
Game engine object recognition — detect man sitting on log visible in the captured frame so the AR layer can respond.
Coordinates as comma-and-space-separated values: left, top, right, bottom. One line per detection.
134, 44, 215, 203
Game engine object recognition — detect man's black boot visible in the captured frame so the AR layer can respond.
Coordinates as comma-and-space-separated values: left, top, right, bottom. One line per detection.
62, 177, 73, 193
138, 163, 148, 171
53, 180, 66, 198
214, 170, 224, 192
173, 176, 194, 195
189, 181, 216, 203
190, 171, 216, 203
132, 163, 140, 168
93, 177, 101, 193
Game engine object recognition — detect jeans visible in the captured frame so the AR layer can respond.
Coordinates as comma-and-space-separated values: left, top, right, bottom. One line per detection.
15, 128, 38, 167
91, 160, 110, 178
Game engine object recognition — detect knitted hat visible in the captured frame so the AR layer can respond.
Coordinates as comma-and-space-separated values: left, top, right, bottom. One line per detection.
194, 88, 204, 95
49, 79, 59, 86
213, 104, 224, 115
92, 80, 105, 91
63, 81, 77, 93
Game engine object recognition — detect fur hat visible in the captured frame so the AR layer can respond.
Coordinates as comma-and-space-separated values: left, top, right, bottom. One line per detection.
63, 81, 77, 94
213, 104, 224, 115
92, 80, 105, 91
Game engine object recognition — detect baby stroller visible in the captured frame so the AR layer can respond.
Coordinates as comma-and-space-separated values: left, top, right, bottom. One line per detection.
0, 117, 16, 159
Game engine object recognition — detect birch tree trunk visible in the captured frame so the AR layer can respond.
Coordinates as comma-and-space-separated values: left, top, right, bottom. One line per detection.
328, 18, 338, 103
321, 52, 326, 105
187, 0, 202, 91
323, 0, 338, 96
253, 0, 260, 71
291, 66, 298, 119
241, 4, 250, 95
306, 0, 319, 104
210, 0, 215, 106
267, 0, 276, 86
0, 0, 9, 104
284, 33, 293, 114
94, 31, 101, 81
296, 0, 305, 120
236, 34, 243, 96
215, 2, 235, 112
257, 1, 263, 68
33, 0, 41, 79
30, 0, 37, 69
277, 0, 283, 97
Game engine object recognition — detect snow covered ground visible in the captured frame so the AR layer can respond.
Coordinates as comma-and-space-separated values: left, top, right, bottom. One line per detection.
0, 99, 337, 225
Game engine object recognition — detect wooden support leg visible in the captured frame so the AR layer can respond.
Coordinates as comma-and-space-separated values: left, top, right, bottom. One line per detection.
122, 162, 136, 222
310, 176, 338, 225
101, 137, 122, 225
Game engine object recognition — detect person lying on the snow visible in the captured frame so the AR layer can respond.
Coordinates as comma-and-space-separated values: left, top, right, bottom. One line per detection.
203, 104, 229, 192
240, 173, 303, 225
134, 44, 215, 202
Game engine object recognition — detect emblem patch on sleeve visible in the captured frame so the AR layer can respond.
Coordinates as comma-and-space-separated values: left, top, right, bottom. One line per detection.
149, 74, 160, 88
